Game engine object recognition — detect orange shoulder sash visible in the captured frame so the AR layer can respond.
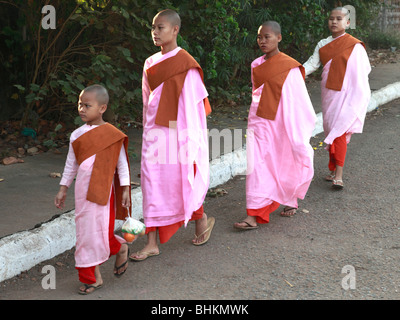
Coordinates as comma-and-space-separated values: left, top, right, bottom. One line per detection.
146, 49, 211, 127
72, 123, 131, 220
319, 33, 365, 91
252, 52, 305, 120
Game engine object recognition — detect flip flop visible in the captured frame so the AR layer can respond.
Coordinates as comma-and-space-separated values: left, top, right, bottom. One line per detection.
233, 220, 258, 230
114, 246, 129, 277
129, 251, 160, 262
280, 207, 297, 217
193, 216, 215, 246
325, 173, 336, 181
332, 179, 344, 190
78, 283, 103, 295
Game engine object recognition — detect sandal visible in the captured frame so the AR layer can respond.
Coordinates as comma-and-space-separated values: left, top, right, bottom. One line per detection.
193, 217, 215, 246
280, 206, 297, 217
332, 179, 344, 190
114, 245, 129, 277
325, 173, 336, 181
78, 283, 103, 295
233, 220, 258, 230
129, 250, 160, 262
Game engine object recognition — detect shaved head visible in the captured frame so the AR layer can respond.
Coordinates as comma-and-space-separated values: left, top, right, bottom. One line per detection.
81, 84, 109, 105
154, 9, 181, 31
331, 7, 350, 20
261, 21, 281, 35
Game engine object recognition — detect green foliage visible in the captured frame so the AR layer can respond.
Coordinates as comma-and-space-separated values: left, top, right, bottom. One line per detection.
172, 0, 252, 106
0, 0, 383, 129
237, 0, 381, 61
366, 30, 400, 49
0, 0, 168, 127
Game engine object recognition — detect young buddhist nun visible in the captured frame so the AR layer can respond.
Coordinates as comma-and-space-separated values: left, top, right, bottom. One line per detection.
303, 7, 371, 189
55, 84, 131, 295
234, 21, 316, 230
129, 9, 214, 261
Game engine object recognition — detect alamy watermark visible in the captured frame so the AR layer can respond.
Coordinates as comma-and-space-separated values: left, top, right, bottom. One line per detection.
343, 5, 356, 29
41, 5, 56, 30
39, 263, 357, 292
142, 123, 255, 175
341, 265, 356, 290
41, 265, 56, 289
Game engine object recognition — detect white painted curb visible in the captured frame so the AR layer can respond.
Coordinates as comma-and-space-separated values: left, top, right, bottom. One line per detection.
367, 82, 400, 112
1, 82, 399, 283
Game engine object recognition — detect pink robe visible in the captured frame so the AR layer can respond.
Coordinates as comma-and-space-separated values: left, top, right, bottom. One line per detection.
60, 124, 130, 268
246, 56, 316, 209
141, 47, 209, 228
320, 43, 371, 146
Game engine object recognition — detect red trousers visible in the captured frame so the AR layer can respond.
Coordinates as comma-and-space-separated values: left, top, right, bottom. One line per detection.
76, 189, 121, 285
328, 133, 347, 171
247, 201, 280, 224
146, 206, 204, 244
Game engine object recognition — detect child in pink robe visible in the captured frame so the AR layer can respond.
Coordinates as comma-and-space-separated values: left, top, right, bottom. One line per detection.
303, 7, 371, 189
55, 85, 131, 295
234, 21, 316, 230
130, 9, 214, 261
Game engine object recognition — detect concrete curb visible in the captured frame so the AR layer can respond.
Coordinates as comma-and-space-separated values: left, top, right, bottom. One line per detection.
1, 81, 399, 283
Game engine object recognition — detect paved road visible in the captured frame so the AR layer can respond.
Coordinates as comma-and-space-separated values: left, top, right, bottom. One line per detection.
1, 99, 399, 301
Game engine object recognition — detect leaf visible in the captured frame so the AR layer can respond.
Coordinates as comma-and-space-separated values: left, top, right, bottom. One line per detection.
54, 124, 63, 132
207, 187, 228, 197
74, 116, 85, 126
284, 280, 294, 287
2, 157, 24, 165
43, 139, 57, 148
29, 83, 40, 92
49, 172, 62, 178
25, 92, 36, 104
118, 47, 131, 57
14, 84, 25, 92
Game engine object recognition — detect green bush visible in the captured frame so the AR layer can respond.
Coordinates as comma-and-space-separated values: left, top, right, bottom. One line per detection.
0, 0, 168, 127
173, 0, 253, 106
366, 30, 400, 49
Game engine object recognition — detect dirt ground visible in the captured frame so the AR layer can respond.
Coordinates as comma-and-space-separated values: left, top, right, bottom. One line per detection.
0, 99, 399, 301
